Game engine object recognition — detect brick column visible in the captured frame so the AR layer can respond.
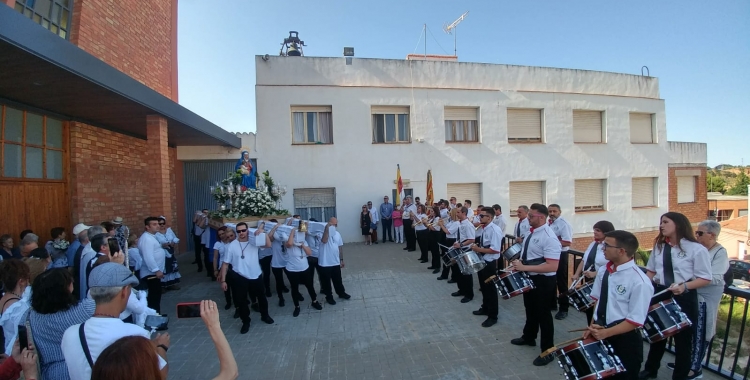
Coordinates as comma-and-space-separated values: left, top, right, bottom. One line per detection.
147, 115, 173, 219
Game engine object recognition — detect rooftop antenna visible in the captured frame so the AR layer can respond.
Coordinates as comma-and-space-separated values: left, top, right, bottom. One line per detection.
443, 11, 469, 57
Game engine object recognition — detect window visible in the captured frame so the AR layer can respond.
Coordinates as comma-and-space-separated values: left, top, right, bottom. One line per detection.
677, 176, 696, 204
739, 209, 748, 217
630, 113, 655, 143
507, 109, 542, 142
372, 106, 410, 143
392, 188, 414, 206
1, 105, 65, 180
293, 188, 336, 221
632, 177, 657, 208
716, 210, 732, 222
509, 181, 545, 216
14, 0, 72, 39
446, 183, 482, 206
444, 107, 479, 142
291, 106, 333, 144
573, 110, 604, 143
575, 179, 606, 211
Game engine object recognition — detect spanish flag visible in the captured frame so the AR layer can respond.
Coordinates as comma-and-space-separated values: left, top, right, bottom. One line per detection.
426, 169, 434, 206
396, 164, 404, 206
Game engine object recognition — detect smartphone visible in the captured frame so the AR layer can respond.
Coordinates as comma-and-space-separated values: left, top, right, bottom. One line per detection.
144, 315, 169, 330
17, 325, 28, 350
108, 239, 121, 256
176, 302, 202, 318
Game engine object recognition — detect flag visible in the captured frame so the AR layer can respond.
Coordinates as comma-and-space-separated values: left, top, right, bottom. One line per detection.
396, 164, 404, 206
426, 169, 434, 206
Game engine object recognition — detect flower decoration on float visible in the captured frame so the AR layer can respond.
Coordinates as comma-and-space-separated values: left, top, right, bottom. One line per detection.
210, 170, 289, 218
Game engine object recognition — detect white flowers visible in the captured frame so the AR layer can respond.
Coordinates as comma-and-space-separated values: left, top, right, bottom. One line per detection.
232, 189, 275, 217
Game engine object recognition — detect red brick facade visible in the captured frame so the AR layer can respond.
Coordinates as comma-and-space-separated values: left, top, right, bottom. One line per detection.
668, 166, 708, 223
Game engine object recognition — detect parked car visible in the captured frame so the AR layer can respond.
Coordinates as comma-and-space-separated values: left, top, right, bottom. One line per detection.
728, 260, 750, 282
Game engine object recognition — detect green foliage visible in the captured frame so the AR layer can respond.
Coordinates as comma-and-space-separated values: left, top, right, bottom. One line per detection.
706, 173, 727, 193
635, 248, 651, 266
726, 169, 749, 195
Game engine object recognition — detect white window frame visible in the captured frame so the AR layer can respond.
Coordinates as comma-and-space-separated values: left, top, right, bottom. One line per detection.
509, 181, 546, 217
575, 179, 606, 212
293, 187, 337, 220
573, 110, 605, 143
507, 108, 543, 143
630, 112, 655, 144
444, 107, 479, 143
291, 106, 333, 145
372, 106, 410, 144
677, 176, 696, 204
632, 177, 658, 208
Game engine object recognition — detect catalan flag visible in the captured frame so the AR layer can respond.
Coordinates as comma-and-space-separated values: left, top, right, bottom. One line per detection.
396, 164, 404, 206
426, 169, 434, 206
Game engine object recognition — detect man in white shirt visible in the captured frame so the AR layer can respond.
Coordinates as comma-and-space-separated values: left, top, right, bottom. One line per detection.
317, 218, 352, 305
138, 216, 165, 314
62, 262, 169, 380
367, 201, 379, 244
449, 197, 457, 209
514, 205, 531, 243
548, 204, 573, 320
471, 207, 503, 328
401, 197, 418, 252
78, 226, 105, 300
452, 207, 476, 303
464, 200, 474, 219
491, 204, 507, 236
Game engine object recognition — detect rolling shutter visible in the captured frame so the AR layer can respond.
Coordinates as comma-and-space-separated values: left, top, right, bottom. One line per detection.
630, 113, 653, 143
444, 107, 478, 121
632, 177, 656, 208
507, 109, 542, 141
677, 176, 696, 203
509, 181, 544, 216
290, 106, 332, 113
575, 179, 605, 211
447, 183, 482, 206
293, 188, 336, 208
573, 110, 603, 143
371, 106, 409, 114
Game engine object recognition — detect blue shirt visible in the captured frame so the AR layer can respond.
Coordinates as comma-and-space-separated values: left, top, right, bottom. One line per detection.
65, 240, 81, 268
380, 202, 394, 219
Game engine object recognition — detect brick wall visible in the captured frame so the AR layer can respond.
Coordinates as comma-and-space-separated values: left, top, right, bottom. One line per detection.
69, 0, 175, 100
668, 166, 708, 223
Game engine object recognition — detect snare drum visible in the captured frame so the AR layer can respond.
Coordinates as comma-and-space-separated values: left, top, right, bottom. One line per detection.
455, 250, 486, 275
502, 243, 522, 261
642, 298, 692, 343
556, 338, 625, 380
485, 270, 534, 300
440, 246, 462, 266
567, 281, 595, 312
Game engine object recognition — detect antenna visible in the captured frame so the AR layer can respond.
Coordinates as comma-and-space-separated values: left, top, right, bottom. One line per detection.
443, 11, 469, 57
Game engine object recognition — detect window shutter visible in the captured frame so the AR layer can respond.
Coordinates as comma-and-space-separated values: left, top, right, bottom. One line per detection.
509, 181, 544, 216
573, 110, 603, 143
444, 107, 478, 121
446, 183, 482, 206
293, 188, 336, 208
507, 109, 542, 141
291, 106, 332, 113
371, 106, 409, 114
677, 176, 696, 203
630, 113, 653, 143
632, 177, 656, 207
575, 179, 605, 211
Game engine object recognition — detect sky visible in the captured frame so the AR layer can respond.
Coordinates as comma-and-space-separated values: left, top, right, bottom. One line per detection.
177, 0, 749, 168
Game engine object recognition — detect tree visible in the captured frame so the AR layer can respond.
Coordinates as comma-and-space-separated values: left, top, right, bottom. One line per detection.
706, 174, 727, 193
726, 169, 750, 195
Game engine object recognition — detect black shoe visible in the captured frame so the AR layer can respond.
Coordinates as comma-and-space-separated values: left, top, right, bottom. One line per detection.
408, 249, 416, 252
533, 354, 554, 366
389, 240, 395, 242
472, 308, 487, 316
420, 260, 428, 263
382, 240, 386, 243
224, 303, 232, 310
326, 296, 337, 305
191, 260, 198, 264
261, 315, 274, 324
293, 307, 300, 317
197, 268, 203, 273
666, 363, 675, 371
311, 301, 323, 310
551, 306, 558, 311
251, 303, 260, 312
233, 309, 240, 319
447, 279, 457, 284
687, 370, 703, 380
297, 294, 304, 302
240, 322, 250, 334
481, 317, 498, 328
432, 268, 441, 274
339, 293, 351, 300
555, 311, 568, 320
373, 242, 378, 244
427, 266, 438, 270
403, 247, 410, 250
638, 370, 657, 380
437, 276, 447, 280
460, 297, 472, 303
265, 291, 272, 297
279, 298, 285, 307
283, 287, 290, 293
510, 337, 536, 346
451, 291, 463, 297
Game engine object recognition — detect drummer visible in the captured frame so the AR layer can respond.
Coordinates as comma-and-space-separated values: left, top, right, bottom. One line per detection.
509, 203, 561, 366
437, 208, 460, 282
572, 220, 615, 323
470, 207, 503, 328
639, 212, 711, 380
584, 230, 653, 380
452, 207, 476, 303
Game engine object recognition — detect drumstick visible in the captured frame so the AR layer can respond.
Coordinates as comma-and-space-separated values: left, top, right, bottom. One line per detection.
540, 337, 582, 358
652, 282, 684, 298
483, 275, 497, 284
568, 327, 590, 333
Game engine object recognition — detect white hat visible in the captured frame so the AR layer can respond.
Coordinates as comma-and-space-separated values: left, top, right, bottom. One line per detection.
112, 216, 124, 224
72, 223, 91, 235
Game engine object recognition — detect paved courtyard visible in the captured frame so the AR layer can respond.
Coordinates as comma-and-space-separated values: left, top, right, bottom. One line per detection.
162, 242, 723, 380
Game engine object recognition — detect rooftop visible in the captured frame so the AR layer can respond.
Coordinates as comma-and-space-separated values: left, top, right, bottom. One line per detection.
708, 193, 748, 201
721, 215, 748, 232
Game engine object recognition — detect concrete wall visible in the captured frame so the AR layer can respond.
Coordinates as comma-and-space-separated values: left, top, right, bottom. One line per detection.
668, 141, 707, 166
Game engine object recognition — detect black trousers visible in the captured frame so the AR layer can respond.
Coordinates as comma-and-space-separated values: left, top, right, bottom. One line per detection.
306, 257, 319, 287
555, 251, 570, 311
404, 220, 416, 250
478, 259, 498, 319
259, 256, 272, 292
271, 266, 287, 298
381, 218, 393, 241
318, 265, 346, 297
416, 230, 429, 260
429, 230, 444, 268
441, 238, 459, 279
228, 270, 269, 323
522, 274, 557, 352
608, 329, 643, 380
193, 235, 203, 269
145, 276, 162, 314
202, 246, 213, 277
644, 286, 698, 380
285, 268, 317, 307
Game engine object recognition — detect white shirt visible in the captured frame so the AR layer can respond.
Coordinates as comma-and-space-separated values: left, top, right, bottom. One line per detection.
138, 232, 165, 279
369, 207, 379, 223
200, 221, 212, 246
270, 239, 286, 268
581, 241, 608, 272
646, 239, 712, 285
591, 260, 654, 327
514, 218, 531, 239
225, 234, 266, 280
127, 247, 142, 271
492, 214, 507, 234
318, 228, 344, 267
119, 290, 148, 320
521, 224, 562, 276
62, 317, 167, 380
457, 219, 476, 245
213, 241, 226, 268
402, 204, 417, 219
285, 240, 310, 272
479, 223, 503, 262
414, 213, 428, 231
466, 208, 474, 218
444, 220, 459, 239
549, 217, 573, 252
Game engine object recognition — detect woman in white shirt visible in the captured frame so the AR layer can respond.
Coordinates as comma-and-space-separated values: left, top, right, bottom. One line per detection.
0, 259, 31, 355
284, 227, 323, 317
212, 227, 233, 311
427, 206, 444, 274
156, 217, 181, 290
571, 220, 614, 323
414, 204, 429, 263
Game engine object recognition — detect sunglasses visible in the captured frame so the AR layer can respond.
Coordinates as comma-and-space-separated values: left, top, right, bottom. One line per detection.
236, 229, 248, 233
695, 231, 709, 237
158, 223, 165, 226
